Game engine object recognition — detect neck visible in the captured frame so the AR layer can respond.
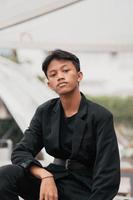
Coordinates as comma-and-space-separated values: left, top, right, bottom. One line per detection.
60, 90, 81, 117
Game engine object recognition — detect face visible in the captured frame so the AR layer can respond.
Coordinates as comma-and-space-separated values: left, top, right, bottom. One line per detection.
47, 59, 83, 95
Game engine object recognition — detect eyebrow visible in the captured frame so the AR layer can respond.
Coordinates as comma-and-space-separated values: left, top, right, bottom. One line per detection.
48, 64, 69, 73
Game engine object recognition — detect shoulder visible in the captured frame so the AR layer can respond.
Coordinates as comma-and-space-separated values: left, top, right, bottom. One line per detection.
86, 97, 113, 121
86, 99, 114, 138
35, 97, 59, 115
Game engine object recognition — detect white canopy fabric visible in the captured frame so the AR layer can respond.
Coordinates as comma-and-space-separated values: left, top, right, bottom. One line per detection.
0, 0, 80, 30
0, 0, 133, 52
0, 56, 55, 131
0, 57, 56, 163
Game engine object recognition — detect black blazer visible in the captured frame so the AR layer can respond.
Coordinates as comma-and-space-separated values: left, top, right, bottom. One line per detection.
11, 93, 120, 200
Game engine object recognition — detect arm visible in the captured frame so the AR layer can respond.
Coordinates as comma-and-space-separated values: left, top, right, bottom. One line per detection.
11, 106, 44, 170
89, 113, 120, 200
11, 106, 58, 200
30, 165, 58, 200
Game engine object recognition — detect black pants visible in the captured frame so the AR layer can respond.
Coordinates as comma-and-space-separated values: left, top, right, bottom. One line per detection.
0, 164, 90, 200
0, 164, 41, 200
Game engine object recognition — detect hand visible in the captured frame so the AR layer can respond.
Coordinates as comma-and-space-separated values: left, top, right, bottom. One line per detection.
39, 176, 58, 200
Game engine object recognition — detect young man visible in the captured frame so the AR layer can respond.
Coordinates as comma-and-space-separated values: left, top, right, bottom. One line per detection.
0, 49, 120, 200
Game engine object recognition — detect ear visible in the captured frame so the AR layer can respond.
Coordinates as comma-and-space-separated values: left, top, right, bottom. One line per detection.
47, 81, 53, 90
77, 71, 83, 82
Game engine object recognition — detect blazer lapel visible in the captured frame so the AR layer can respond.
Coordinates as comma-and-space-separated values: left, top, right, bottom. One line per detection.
71, 94, 88, 158
46, 99, 61, 151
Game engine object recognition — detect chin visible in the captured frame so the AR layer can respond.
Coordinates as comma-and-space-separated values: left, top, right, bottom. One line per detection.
57, 91, 69, 95
57, 89, 75, 96
55, 85, 78, 95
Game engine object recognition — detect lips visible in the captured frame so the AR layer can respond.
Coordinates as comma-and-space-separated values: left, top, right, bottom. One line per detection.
57, 82, 67, 87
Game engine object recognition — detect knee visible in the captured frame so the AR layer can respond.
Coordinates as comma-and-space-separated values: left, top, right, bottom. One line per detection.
0, 164, 23, 177
0, 164, 24, 188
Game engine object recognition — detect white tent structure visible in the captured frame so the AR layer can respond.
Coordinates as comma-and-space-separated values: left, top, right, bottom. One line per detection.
0, 56, 55, 131
0, 56, 55, 164
0, 0, 133, 52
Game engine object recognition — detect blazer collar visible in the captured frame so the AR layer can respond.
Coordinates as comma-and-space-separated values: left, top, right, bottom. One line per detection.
71, 93, 88, 158
77, 93, 88, 119
50, 93, 88, 158
53, 92, 88, 118
49, 99, 61, 151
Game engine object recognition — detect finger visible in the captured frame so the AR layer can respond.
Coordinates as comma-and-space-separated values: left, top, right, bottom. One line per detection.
45, 193, 57, 200
44, 194, 48, 200
39, 195, 44, 200
51, 193, 58, 200
39, 193, 46, 200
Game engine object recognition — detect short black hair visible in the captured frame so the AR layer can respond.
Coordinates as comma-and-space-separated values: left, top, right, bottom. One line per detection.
42, 49, 80, 77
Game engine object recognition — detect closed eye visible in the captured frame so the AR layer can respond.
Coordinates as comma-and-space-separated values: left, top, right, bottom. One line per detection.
49, 73, 56, 77
63, 69, 70, 73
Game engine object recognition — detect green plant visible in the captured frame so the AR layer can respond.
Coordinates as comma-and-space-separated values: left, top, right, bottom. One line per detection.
86, 95, 133, 127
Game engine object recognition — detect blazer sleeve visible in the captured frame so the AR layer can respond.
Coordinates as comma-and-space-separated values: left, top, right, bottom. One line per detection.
11, 106, 44, 170
89, 113, 120, 200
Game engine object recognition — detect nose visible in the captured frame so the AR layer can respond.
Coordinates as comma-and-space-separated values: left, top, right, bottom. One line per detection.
57, 72, 64, 81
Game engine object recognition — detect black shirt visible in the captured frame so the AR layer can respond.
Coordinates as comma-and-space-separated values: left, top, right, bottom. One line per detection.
60, 108, 77, 158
